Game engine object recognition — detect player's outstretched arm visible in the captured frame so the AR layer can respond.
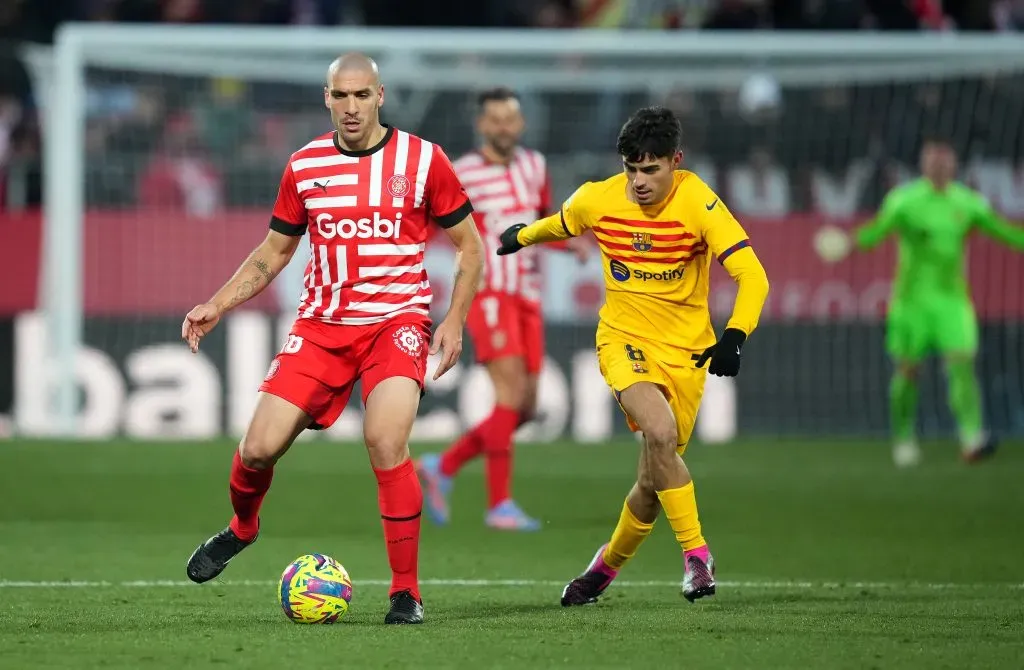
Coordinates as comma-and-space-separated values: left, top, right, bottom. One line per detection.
431, 216, 485, 379
496, 213, 571, 256
854, 191, 902, 251
497, 184, 592, 255
973, 201, 1024, 250
181, 230, 301, 353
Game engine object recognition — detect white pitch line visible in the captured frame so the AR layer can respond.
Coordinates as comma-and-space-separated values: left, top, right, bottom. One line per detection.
0, 578, 1021, 590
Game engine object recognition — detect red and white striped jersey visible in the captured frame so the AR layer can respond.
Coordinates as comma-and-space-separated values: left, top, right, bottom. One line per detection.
453, 148, 551, 303
270, 127, 473, 326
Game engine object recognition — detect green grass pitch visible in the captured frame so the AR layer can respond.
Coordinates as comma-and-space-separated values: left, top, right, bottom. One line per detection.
1, 438, 1022, 668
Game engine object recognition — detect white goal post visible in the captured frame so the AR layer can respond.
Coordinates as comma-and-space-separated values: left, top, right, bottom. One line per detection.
35, 24, 1024, 437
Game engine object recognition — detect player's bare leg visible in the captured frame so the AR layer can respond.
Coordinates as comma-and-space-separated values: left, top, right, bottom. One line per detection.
944, 353, 997, 463
564, 381, 714, 605
891, 360, 923, 467
623, 382, 714, 602
186, 392, 311, 583
519, 372, 541, 426
364, 376, 426, 624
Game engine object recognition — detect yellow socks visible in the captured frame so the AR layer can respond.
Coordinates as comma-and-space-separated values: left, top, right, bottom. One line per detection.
656, 481, 706, 551
601, 482, 705, 571
602, 499, 656, 570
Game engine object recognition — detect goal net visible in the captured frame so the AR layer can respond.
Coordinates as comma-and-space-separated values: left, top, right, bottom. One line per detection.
19, 26, 1024, 442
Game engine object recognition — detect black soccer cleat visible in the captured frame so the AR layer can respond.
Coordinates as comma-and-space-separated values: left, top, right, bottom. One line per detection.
560, 573, 609, 606
185, 526, 256, 584
384, 590, 424, 624
963, 435, 998, 464
560, 544, 617, 607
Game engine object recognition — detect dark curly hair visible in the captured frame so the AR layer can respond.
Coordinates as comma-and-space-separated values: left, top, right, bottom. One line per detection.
616, 106, 682, 163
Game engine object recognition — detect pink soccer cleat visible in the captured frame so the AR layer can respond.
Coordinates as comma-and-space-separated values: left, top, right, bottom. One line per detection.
681, 550, 716, 602
560, 543, 618, 606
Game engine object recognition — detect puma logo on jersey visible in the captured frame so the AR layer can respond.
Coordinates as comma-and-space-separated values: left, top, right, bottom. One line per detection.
314, 180, 330, 192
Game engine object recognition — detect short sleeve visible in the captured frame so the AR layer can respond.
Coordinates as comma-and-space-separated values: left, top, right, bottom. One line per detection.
559, 183, 594, 236
426, 146, 474, 229
269, 162, 308, 236
697, 184, 752, 264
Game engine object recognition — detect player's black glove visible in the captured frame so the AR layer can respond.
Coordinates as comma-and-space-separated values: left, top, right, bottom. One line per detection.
695, 328, 747, 377
496, 223, 526, 255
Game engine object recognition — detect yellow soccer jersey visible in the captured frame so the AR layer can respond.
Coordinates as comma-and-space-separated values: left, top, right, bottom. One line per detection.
518, 170, 768, 353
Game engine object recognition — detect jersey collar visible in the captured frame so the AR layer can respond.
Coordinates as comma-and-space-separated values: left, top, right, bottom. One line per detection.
333, 124, 394, 158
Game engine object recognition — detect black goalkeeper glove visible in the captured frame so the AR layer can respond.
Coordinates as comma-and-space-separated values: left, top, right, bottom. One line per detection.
496, 223, 527, 256
695, 328, 747, 377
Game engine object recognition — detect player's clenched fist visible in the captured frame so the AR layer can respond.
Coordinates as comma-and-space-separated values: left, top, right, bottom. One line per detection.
695, 328, 747, 377
181, 303, 222, 353
495, 223, 526, 255
429, 317, 463, 380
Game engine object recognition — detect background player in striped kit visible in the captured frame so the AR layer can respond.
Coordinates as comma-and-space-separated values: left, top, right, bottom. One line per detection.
417, 88, 589, 531
180, 53, 484, 625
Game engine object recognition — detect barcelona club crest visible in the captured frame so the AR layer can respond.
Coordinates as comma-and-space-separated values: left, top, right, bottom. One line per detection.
632, 232, 653, 252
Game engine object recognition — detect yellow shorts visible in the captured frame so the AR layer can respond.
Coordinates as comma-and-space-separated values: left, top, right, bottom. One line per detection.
596, 332, 707, 456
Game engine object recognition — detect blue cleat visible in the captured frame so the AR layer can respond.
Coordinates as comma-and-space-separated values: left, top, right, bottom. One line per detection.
485, 499, 541, 531
415, 453, 452, 525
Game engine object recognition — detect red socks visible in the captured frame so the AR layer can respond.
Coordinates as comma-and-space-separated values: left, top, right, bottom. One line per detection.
439, 428, 484, 477
375, 459, 423, 601
227, 450, 422, 601
439, 405, 520, 509
482, 406, 519, 508
227, 449, 273, 542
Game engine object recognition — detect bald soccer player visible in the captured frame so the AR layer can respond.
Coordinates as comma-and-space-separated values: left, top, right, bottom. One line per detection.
181, 53, 484, 625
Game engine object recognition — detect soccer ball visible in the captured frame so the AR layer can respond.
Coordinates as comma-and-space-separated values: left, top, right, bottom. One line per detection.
812, 225, 853, 264
278, 553, 353, 624
811, 227, 851, 266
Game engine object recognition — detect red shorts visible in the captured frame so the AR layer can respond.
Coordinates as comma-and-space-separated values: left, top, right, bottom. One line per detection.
465, 292, 544, 374
259, 315, 431, 430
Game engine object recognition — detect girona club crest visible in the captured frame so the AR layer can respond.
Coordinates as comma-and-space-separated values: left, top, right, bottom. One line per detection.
264, 358, 281, 381
393, 325, 424, 358
387, 174, 411, 198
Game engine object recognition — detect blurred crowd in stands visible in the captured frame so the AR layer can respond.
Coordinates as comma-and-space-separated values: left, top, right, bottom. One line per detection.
1, 0, 1023, 213
4, 0, 1024, 36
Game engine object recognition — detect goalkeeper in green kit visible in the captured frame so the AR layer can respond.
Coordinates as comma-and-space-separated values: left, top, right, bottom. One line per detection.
815, 135, 1024, 467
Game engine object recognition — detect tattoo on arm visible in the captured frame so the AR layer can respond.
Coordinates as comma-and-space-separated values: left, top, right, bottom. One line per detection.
228, 278, 258, 309
253, 258, 274, 284
225, 256, 276, 310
